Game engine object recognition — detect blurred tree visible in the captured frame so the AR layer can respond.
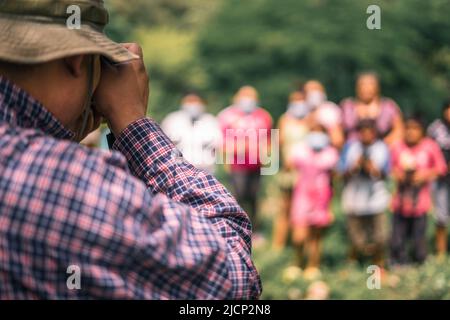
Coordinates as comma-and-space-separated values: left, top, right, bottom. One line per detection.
198, 0, 450, 120
105, 0, 222, 120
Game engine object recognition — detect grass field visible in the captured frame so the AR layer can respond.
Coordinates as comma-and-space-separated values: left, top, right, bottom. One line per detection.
219, 171, 450, 300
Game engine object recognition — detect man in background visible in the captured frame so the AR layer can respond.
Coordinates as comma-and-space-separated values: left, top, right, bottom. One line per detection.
161, 93, 222, 174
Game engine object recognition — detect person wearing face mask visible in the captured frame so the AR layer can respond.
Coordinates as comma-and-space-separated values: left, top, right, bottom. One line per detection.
304, 80, 344, 149
287, 121, 339, 280
218, 86, 273, 238
272, 90, 310, 250
161, 93, 222, 174
340, 72, 404, 145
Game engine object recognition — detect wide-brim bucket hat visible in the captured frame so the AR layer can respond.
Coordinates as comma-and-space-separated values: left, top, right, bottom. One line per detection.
0, 0, 138, 64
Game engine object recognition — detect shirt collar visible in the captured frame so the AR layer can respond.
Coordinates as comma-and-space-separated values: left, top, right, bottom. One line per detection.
0, 76, 74, 140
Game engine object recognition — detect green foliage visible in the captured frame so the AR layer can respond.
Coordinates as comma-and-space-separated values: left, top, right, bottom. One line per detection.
105, 1, 449, 121
198, 0, 450, 120
105, 0, 223, 121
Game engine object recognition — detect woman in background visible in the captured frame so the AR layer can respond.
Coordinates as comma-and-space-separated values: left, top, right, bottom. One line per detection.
341, 72, 404, 145
427, 99, 450, 259
272, 90, 310, 250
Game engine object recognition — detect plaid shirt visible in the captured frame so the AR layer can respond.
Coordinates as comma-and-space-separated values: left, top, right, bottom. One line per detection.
0, 76, 261, 299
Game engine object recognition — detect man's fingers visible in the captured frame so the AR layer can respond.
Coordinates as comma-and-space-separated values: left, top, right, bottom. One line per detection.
121, 43, 144, 59
123, 43, 149, 110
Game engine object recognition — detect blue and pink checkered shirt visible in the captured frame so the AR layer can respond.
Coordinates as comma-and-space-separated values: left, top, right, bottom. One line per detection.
0, 76, 261, 299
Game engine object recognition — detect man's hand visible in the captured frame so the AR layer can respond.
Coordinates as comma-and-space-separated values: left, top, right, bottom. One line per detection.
93, 43, 150, 136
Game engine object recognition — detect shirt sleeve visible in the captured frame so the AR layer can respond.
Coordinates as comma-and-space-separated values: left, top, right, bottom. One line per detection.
110, 117, 261, 299
429, 140, 448, 176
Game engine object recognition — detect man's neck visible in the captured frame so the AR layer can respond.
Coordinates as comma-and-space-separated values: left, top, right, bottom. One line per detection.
0, 76, 73, 140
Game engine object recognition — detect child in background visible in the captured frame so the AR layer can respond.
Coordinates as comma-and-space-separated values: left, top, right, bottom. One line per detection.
390, 115, 447, 265
289, 121, 339, 279
427, 100, 450, 258
340, 120, 390, 268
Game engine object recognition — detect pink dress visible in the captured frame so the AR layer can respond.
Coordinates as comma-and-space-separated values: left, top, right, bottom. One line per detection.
391, 138, 447, 217
290, 143, 339, 228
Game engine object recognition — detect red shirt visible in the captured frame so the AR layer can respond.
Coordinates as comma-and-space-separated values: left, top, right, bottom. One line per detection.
391, 138, 447, 217
218, 106, 272, 172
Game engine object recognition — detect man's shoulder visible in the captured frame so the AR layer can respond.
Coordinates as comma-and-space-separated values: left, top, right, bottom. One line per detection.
33, 133, 128, 171
255, 107, 273, 125
0, 127, 151, 222
217, 105, 235, 118
1, 127, 132, 190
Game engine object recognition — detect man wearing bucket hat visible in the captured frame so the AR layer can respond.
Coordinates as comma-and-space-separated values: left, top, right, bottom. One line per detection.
0, 0, 261, 299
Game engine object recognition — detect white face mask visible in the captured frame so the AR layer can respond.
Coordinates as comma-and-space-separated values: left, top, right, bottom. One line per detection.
237, 97, 257, 113
306, 90, 327, 109
287, 101, 310, 119
306, 131, 330, 151
182, 103, 205, 119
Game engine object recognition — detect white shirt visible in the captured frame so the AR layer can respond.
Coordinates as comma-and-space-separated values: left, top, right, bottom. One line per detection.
161, 110, 222, 174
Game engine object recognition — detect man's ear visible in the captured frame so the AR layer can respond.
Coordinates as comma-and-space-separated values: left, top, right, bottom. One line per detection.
63, 55, 86, 78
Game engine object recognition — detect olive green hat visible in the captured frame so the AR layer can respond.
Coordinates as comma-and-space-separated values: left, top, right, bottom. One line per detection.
0, 0, 138, 64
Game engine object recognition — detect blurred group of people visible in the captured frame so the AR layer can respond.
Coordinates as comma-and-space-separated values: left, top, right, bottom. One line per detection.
84, 72, 450, 280
271, 73, 449, 280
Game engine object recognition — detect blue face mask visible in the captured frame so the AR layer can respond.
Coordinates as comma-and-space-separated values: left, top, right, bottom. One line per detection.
306, 90, 327, 109
237, 98, 257, 113
287, 101, 310, 119
306, 131, 330, 151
